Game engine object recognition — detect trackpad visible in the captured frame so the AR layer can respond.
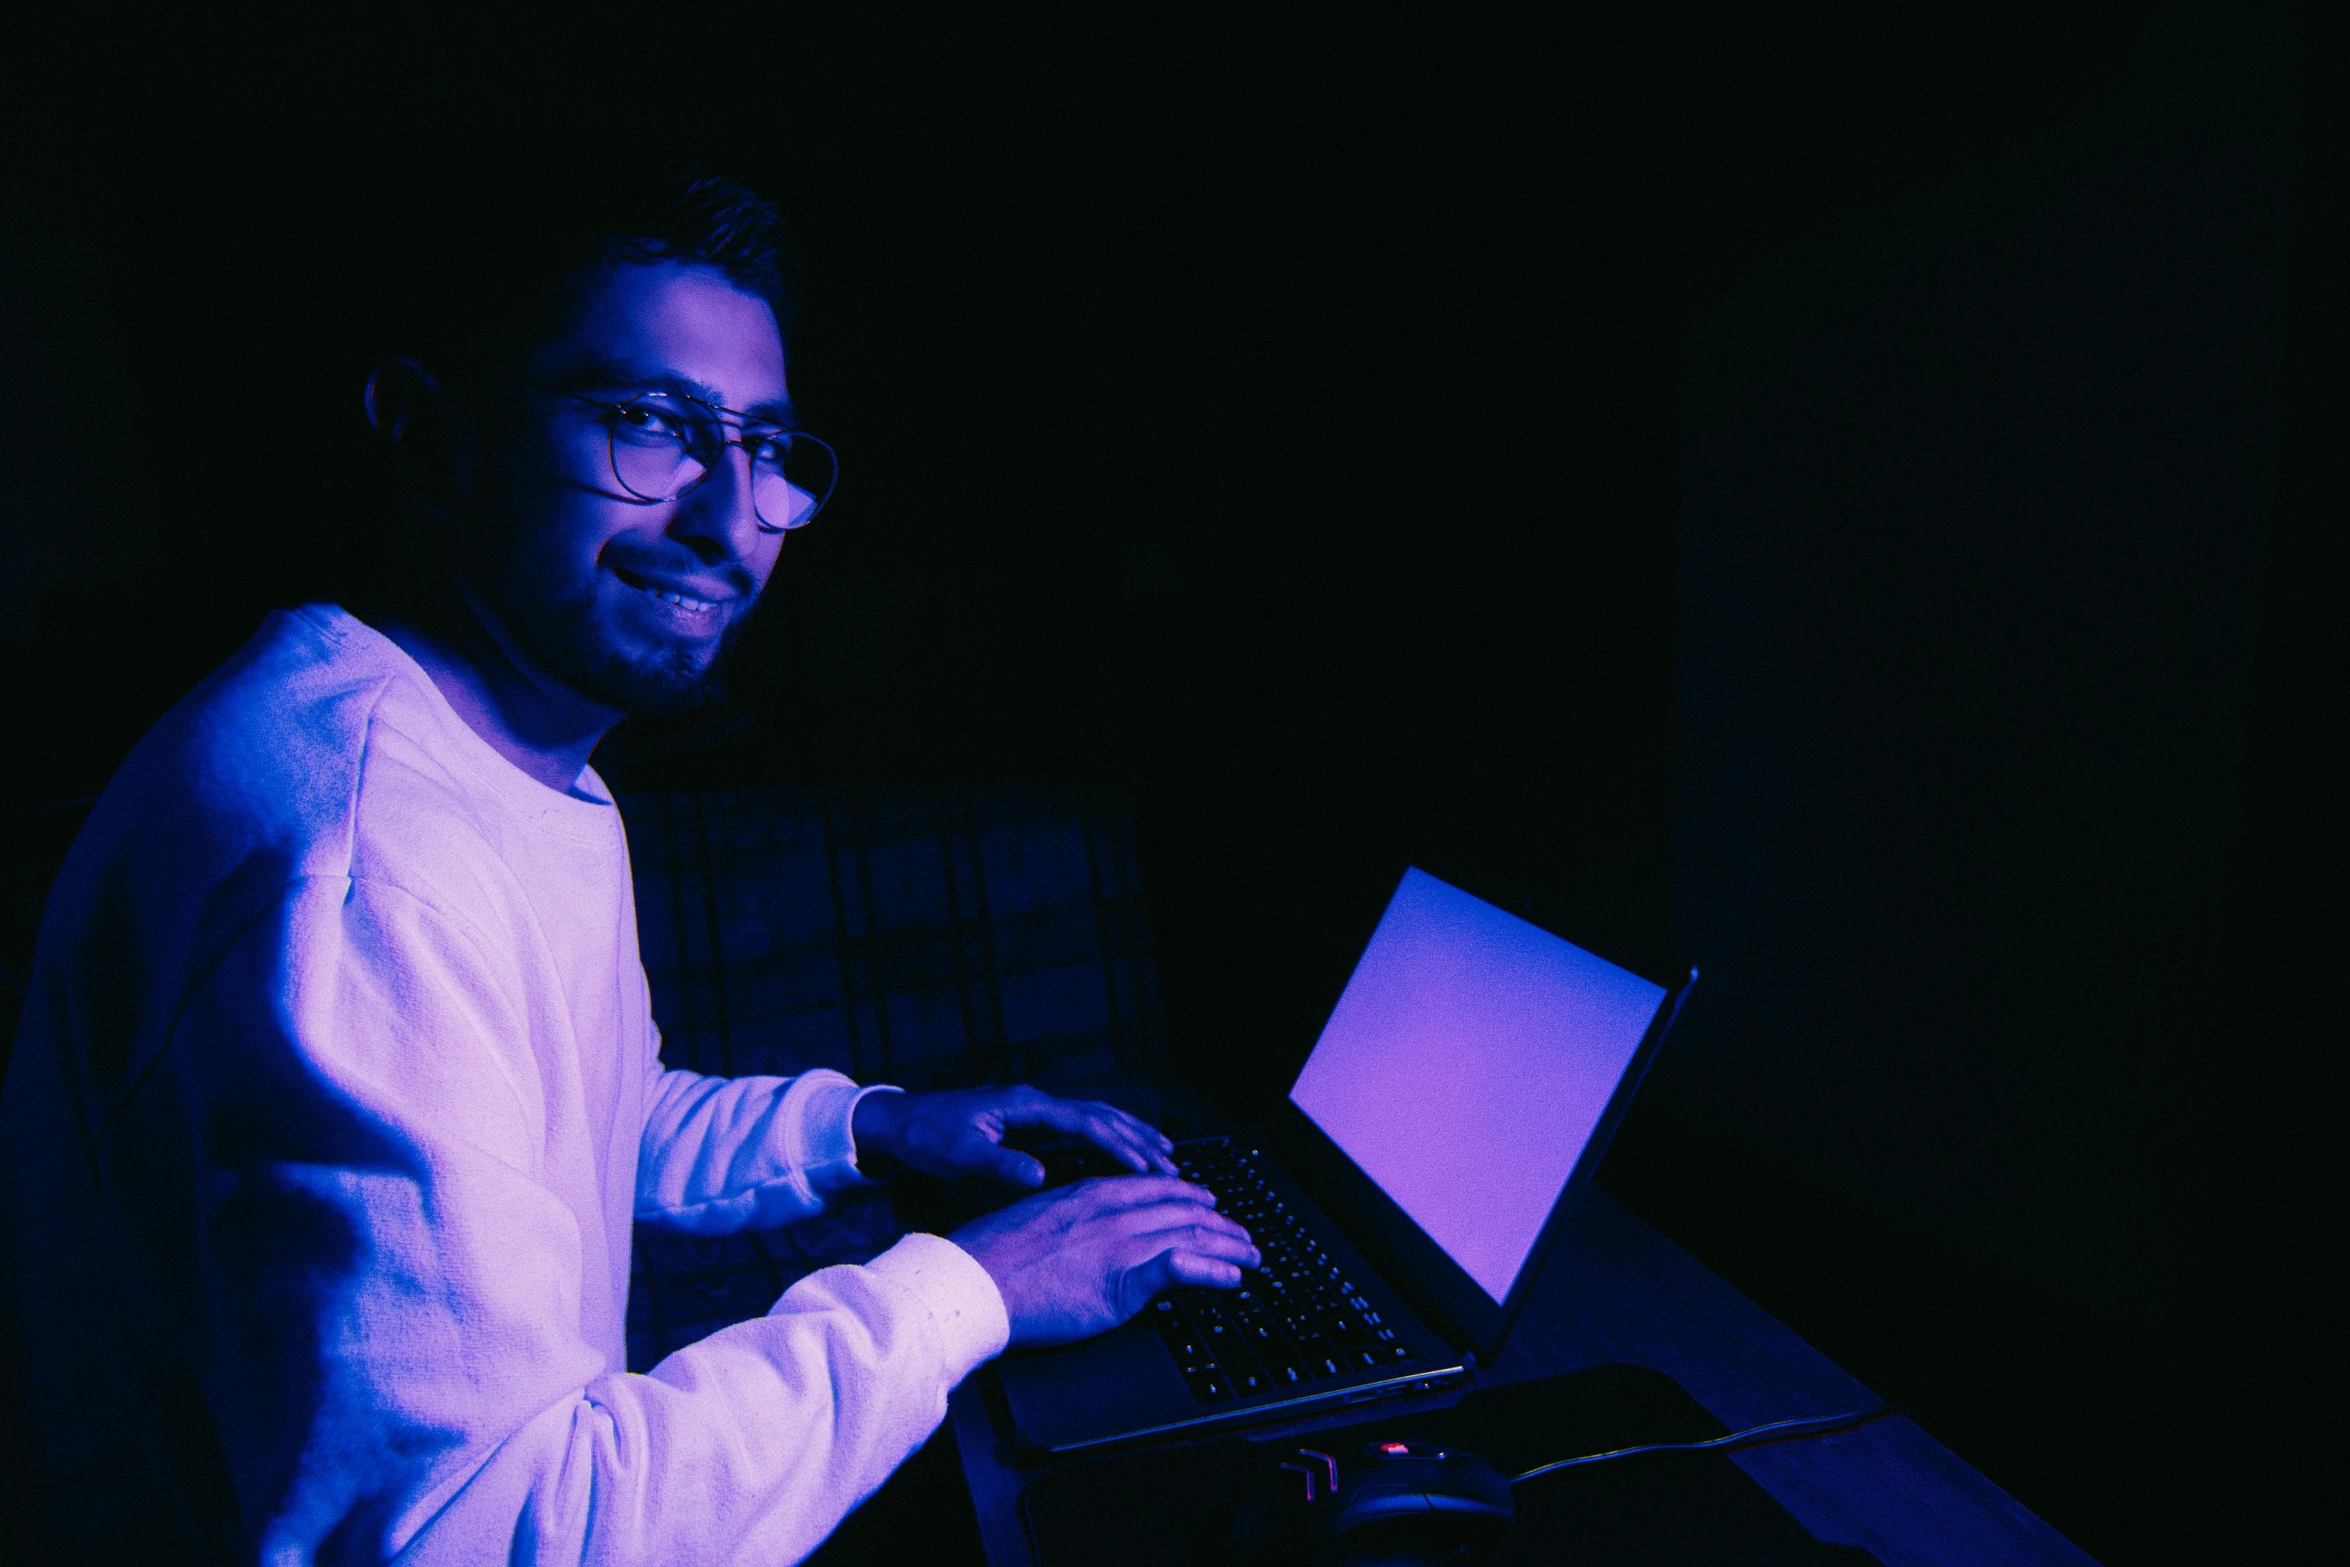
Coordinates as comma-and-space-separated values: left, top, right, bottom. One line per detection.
996, 1325, 1192, 1453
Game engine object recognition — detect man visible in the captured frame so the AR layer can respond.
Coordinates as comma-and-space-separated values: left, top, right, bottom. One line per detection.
0, 172, 1256, 1563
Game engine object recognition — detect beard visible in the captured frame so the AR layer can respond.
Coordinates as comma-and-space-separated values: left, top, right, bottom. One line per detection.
503, 576, 746, 717
460, 522, 755, 719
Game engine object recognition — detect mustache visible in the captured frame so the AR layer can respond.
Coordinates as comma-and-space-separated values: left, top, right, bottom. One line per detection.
600, 544, 761, 604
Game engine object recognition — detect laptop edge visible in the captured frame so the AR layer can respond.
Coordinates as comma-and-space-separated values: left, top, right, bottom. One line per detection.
992, 870, 1699, 1458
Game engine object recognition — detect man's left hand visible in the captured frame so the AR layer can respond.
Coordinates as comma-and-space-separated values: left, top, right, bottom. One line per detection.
851, 1084, 1178, 1187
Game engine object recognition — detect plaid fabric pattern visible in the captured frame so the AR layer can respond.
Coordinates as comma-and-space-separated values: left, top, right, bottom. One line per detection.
618, 784, 1169, 1369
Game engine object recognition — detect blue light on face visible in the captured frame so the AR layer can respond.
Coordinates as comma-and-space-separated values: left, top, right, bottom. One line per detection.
1289, 868, 1664, 1305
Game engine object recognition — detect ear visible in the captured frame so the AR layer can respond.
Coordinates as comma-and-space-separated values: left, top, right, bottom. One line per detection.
364, 357, 473, 517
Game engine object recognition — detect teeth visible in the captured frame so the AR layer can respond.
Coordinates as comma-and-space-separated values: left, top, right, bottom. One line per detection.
650, 588, 718, 612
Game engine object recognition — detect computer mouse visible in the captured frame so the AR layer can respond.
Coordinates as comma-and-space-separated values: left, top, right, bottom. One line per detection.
1227, 1438, 1515, 1566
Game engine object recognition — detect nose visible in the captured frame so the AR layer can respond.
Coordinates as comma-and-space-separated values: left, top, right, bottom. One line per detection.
668, 440, 767, 566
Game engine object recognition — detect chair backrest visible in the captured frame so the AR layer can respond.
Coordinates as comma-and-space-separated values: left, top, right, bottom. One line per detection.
618, 782, 1171, 1369
620, 782, 1169, 1094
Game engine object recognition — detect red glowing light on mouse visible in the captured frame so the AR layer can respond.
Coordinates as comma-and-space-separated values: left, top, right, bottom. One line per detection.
1377, 1442, 1410, 1455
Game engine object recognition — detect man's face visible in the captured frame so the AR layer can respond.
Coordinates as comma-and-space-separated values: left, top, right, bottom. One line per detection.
456, 259, 792, 716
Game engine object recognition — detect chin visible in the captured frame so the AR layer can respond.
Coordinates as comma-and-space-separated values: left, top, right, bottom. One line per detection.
477, 554, 757, 718
579, 640, 730, 717
512, 600, 740, 717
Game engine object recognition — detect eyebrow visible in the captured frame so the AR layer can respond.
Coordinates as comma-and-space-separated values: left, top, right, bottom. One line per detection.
563, 358, 799, 426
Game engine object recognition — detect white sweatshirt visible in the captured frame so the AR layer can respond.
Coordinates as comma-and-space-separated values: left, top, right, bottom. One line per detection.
0, 604, 1009, 1565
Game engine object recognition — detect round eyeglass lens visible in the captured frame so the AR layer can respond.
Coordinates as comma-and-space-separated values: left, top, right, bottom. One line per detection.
751, 431, 838, 530
607, 397, 705, 502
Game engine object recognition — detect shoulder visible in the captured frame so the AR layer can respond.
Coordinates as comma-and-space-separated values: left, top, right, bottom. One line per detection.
70, 606, 406, 889
30, 607, 425, 1054
42, 604, 612, 1003
128, 603, 535, 892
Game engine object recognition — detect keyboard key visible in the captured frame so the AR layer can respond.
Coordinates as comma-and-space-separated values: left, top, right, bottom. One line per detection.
1157, 1319, 1200, 1348
1184, 1369, 1233, 1402
1160, 1337, 1209, 1373
1256, 1338, 1305, 1384
1152, 1312, 1209, 1370
1233, 1299, 1277, 1335
1169, 1137, 1426, 1389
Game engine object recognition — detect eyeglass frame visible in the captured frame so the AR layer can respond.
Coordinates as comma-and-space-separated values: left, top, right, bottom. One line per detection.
538, 383, 839, 533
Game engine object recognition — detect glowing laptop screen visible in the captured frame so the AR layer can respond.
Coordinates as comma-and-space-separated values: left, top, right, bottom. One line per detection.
1288, 868, 1665, 1305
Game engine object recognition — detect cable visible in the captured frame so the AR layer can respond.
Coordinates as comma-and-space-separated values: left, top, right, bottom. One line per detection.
1510, 1403, 1904, 1486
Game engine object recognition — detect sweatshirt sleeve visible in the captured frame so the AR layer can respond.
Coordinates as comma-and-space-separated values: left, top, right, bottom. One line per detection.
635, 1066, 904, 1235
117, 874, 1008, 1566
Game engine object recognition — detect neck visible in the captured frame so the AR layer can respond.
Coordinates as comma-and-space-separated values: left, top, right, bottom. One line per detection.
368, 571, 621, 796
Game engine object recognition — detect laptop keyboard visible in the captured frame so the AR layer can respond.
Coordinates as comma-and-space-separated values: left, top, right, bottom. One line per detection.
1154, 1138, 1416, 1403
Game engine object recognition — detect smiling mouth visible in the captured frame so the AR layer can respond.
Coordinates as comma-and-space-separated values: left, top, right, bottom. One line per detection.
612, 565, 728, 616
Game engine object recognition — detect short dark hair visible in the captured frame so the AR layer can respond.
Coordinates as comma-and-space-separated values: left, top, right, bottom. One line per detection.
322, 160, 801, 616
397, 163, 800, 384
118, 134, 805, 622
598, 171, 795, 318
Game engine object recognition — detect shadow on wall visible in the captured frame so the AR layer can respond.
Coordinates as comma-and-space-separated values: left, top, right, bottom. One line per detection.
1638, 0, 2296, 1556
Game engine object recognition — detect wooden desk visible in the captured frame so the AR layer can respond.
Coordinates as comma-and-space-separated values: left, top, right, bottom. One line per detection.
948, 1188, 2097, 1567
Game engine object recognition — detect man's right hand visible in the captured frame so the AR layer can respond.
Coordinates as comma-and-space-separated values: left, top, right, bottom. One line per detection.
947, 1175, 1258, 1347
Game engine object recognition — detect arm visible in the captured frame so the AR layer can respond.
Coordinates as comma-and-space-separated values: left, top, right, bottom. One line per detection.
637, 1053, 1177, 1238
635, 1065, 893, 1235
847, 1083, 1178, 1186
128, 876, 1004, 1565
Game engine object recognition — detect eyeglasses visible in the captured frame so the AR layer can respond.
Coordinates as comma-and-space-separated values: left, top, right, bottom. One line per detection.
548, 387, 839, 533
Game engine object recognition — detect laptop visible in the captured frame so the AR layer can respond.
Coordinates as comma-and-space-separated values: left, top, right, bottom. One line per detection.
992, 865, 1697, 1456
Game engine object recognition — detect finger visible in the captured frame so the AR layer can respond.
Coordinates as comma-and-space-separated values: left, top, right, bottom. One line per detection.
1077, 1101, 1178, 1174
1169, 1222, 1261, 1269
1166, 1248, 1249, 1287
1107, 1122, 1178, 1177
993, 1091, 1175, 1175
996, 1091, 1125, 1148
1106, 1198, 1255, 1249
1118, 1231, 1258, 1292
1091, 1120, 1158, 1175
979, 1143, 1047, 1188
1126, 1246, 1247, 1307
1100, 1128, 1153, 1175
1076, 1174, 1218, 1212
1097, 1104, 1178, 1175
985, 1084, 1084, 1132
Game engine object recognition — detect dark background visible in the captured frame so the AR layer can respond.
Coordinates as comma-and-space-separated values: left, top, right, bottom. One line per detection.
1, 2, 2338, 1560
